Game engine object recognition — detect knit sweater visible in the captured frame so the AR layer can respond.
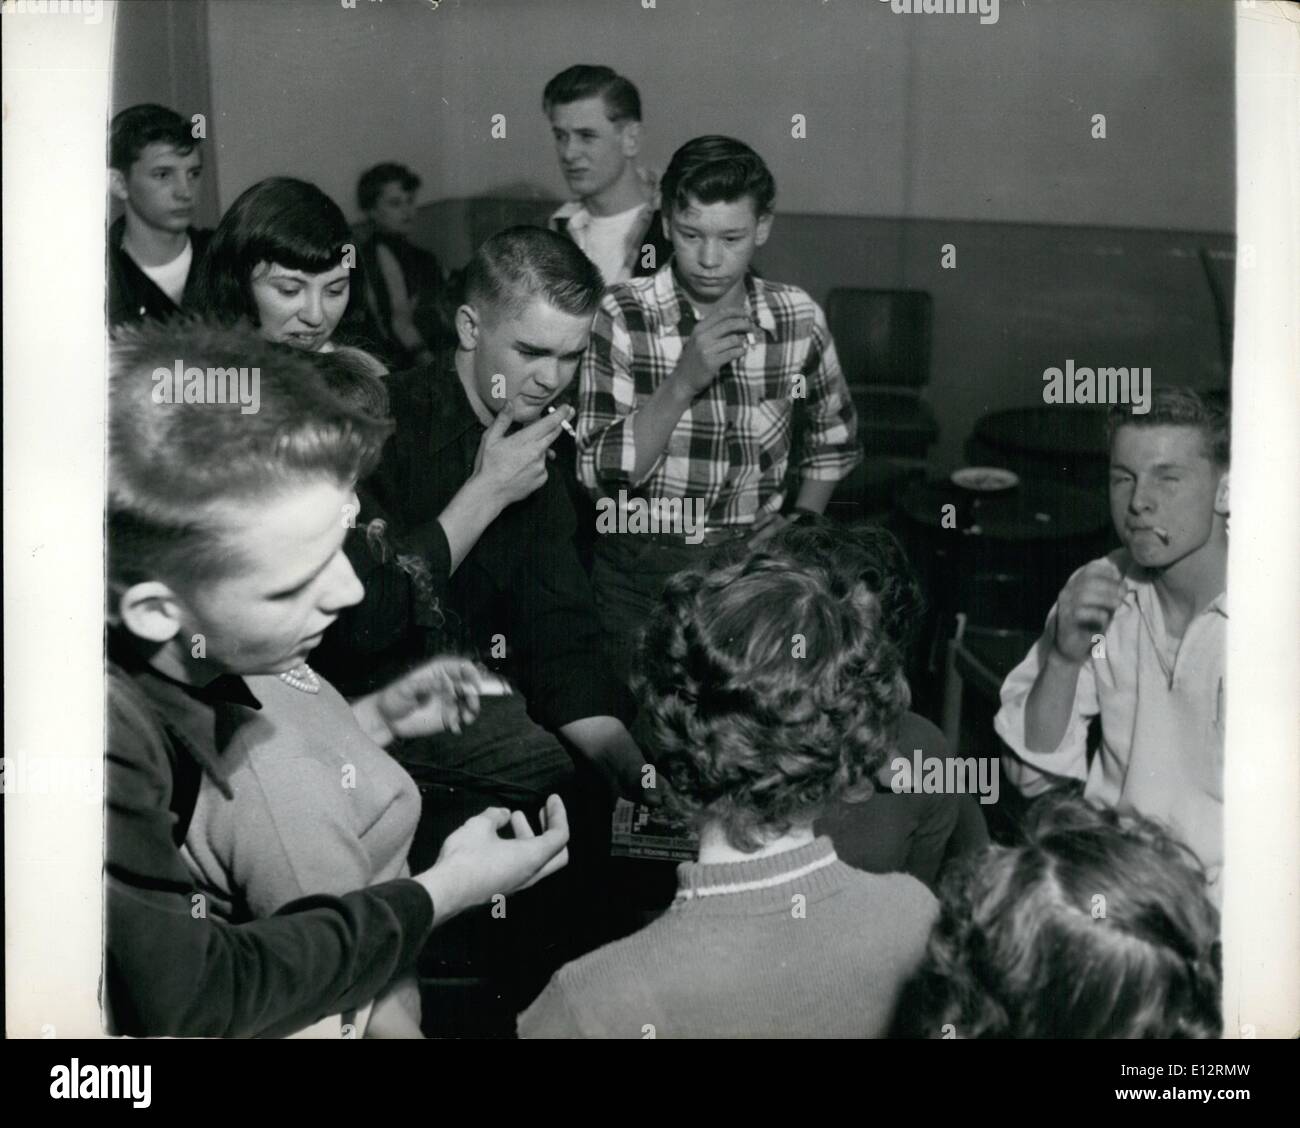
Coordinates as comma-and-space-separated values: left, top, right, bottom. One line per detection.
518, 837, 938, 1038
182, 672, 421, 921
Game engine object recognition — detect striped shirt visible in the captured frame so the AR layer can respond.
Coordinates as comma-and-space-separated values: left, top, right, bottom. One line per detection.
576, 265, 861, 528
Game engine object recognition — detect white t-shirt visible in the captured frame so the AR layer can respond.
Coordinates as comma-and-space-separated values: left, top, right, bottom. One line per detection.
136, 238, 193, 306
573, 204, 644, 286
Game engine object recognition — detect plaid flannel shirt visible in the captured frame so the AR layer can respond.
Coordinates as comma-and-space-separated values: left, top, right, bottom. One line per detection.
576, 265, 861, 527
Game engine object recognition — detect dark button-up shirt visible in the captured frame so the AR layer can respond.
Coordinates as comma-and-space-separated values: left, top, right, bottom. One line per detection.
365, 355, 634, 729
105, 635, 434, 1038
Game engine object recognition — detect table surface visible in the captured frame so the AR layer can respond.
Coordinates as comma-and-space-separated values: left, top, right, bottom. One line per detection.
896, 476, 1111, 543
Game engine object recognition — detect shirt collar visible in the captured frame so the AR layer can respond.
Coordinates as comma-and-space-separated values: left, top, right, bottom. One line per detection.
652, 266, 778, 340
1115, 551, 1229, 620
422, 350, 484, 455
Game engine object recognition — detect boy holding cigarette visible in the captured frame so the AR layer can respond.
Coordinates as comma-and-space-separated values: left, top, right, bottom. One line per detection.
576, 136, 860, 681
995, 388, 1229, 896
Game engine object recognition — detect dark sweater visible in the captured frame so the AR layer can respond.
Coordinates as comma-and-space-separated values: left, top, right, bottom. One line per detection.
105, 639, 435, 1038
364, 355, 634, 729
517, 837, 938, 1038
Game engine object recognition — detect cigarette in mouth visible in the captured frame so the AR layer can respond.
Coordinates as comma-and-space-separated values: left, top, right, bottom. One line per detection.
1153, 527, 1171, 544
546, 405, 578, 438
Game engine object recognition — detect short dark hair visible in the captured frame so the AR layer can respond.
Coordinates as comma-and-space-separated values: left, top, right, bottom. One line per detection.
892, 793, 1222, 1039
769, 519, 926, 653
187, 177, 354, 326
542, 65, 641, 123
110, 103, 199, 172
108, 319, 391, 597
633, 551, 908, 853
1108, 386, 1230, 467
357, 162, 421, 213
660, 135, 776, 218
463, 225, 604, 321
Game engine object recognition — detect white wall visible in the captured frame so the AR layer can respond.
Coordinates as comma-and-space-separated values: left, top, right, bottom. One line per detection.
204, 0, 1234, 231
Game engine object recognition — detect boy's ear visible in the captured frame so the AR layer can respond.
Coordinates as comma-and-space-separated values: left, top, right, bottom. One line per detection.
620, 121, 643, 159
117, 582, 185, 646
455, 303, 481, 352
1214, 470, 1230, 516
108, 168, 130, 204
754, 211, 774, 248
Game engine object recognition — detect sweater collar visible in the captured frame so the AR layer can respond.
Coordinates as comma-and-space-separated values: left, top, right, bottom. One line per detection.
675, 836, 839, 902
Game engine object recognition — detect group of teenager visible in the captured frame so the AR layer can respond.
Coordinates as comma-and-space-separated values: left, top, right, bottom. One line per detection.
104, 65, 1226, 1038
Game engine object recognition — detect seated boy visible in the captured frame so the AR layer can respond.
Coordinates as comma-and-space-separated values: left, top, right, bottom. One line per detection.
576, 135, 861, 684
994, 388, 1229, 896
518, 552, 937, 1038
106, 319, 570, 1037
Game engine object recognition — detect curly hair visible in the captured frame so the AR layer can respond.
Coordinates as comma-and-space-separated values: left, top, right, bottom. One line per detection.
891, 792, 1222, 1039
632, 551, 909, 852
768, 518, 926, 653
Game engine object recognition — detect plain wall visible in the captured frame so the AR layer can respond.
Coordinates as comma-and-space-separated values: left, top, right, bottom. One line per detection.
110, 0, 221, 227
202, 0, 1234, 232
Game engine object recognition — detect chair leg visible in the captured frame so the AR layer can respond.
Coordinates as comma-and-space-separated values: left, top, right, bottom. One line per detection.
941, 614, 968, 756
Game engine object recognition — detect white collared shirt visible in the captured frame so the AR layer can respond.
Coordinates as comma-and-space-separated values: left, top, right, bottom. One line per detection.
995, 549, 1227, 891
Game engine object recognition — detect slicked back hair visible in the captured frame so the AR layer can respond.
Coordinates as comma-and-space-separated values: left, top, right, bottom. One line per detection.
463, 225, 604, 324
542, 65, 642, 123
110, 103, 199, 172
1108, 386, 1230, 468
660, 135, 776, 219
108, 318, 391, 599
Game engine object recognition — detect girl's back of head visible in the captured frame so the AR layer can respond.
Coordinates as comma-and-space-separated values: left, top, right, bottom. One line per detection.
893, 793, 1221, 1038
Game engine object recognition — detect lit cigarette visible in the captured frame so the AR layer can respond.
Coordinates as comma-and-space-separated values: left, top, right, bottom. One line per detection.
475, 676, 512, 697
546, 405, 577, 438
1153, 527, 1171, 544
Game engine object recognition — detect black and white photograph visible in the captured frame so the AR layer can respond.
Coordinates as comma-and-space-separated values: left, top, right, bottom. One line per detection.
3, 0, 1298, 1085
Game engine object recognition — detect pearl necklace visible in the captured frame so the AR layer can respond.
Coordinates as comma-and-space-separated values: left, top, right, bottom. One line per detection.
279, 663, 321, 695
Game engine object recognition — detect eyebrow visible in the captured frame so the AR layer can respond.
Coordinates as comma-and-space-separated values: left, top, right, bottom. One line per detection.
514, 340, 585, 359
1110, 460, 1191, 473
674, 223, 748, 236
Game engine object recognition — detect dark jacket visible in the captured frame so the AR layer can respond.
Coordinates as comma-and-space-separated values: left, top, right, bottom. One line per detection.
355, 230, 456, 367
107, 215, 211, 328
104, 636, 435, 1038
363, 355, 634, 730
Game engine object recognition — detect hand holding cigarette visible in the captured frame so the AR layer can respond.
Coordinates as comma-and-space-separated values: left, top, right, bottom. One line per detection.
1051, 557, 1125, 664
546, 404, 578, 438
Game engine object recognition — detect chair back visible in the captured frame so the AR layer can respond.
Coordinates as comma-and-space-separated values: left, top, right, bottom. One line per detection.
825, 288, 933, 389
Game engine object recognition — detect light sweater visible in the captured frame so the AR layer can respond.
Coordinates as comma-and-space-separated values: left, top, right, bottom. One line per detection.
518, 837, 937, 1038
182, 669, 423, 1035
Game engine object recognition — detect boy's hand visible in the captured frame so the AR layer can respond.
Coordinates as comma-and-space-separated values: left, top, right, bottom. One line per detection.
471, 401, 571, 508
1051, 559, 1124, 664
415, 795, 570, 921
673, 308, 753, 395
372, 657, 507, 741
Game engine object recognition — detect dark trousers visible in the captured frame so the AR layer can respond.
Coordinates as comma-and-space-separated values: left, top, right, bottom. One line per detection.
592, 532, 746, 688
393, 694, 617, 1026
